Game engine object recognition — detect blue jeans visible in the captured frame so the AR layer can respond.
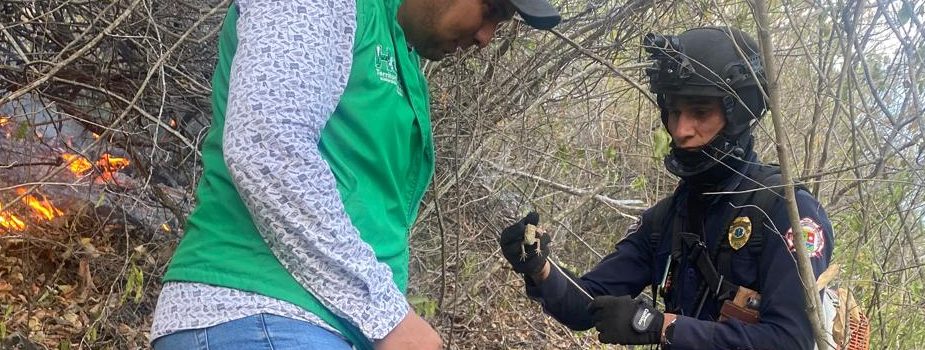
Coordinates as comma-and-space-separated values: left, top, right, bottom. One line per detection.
152, 314, 353, 350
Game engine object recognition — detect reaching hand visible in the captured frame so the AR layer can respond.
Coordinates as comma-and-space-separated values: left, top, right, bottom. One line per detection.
588, 295, 663, 345
499, 212, 551, 276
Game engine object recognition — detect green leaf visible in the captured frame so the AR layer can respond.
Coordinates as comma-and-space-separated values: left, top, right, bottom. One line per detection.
132, 264, 144, 303
95, 192, 106, 208
604, 146, 618, 161
121, 263, 144, 304
407, 295, 438, 318
0, 306, 9, 339
555, 145, 570, 159
87, 325, 98, 343
630, 175, 647, 192
652, 128, 671, 159
14, 122, 29, 140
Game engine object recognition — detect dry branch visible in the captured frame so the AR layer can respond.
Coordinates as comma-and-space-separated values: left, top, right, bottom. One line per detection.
751, 0, 828, 347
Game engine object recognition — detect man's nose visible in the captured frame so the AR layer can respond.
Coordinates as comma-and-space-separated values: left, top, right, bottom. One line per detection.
474, 21, 499, 48
674, 114, 698, 140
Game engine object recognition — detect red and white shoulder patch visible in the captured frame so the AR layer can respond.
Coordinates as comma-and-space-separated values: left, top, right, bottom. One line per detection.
785, 218, 825, 258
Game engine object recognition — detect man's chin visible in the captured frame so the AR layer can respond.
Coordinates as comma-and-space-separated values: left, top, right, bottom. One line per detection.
676, 145, 707, 151
416, 48, 447, 61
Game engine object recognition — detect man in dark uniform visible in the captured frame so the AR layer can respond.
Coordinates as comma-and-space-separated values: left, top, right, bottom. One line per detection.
499, 27, 834, 349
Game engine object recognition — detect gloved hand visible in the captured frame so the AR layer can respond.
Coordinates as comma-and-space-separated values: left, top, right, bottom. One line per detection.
588, 295, 663, 345
499, 212, 551, 276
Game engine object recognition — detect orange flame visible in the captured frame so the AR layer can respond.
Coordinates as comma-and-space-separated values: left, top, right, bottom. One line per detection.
16, 189, 63, 220
0, 212, 26, 231
98, 154, 130, 182
62, 153, 94, 176
169, 119, 177, 128
0, 116, 9, 127
60, 153, 130, 181
0, 189, 64, 231
98, 154, 130, 173
2, 153, 132, 231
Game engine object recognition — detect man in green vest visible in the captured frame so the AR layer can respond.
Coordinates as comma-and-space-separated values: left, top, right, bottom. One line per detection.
150, 0, 559, 349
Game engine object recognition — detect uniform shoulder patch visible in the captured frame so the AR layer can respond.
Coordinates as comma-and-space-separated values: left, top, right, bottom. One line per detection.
785, 218, 825, 257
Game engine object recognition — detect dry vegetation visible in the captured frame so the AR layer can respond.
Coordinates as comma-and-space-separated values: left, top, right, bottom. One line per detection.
0, 0, 922, 349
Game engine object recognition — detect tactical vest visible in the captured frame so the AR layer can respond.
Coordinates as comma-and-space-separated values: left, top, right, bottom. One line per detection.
645, 165, 805, 317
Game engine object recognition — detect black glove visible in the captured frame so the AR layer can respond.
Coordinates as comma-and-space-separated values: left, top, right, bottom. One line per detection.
499, 212, 551, 276
588, 295, 663, 345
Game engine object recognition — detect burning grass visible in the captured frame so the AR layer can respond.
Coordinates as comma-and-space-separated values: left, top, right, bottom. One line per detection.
1, 153, 133, 234
17, 189, 64, 221
61, 153, 131, 180
61, 154, 93, 177
0, 212, 26, 231
1, 190, 65, 233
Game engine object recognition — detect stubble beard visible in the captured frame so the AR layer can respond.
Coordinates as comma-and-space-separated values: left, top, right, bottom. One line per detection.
399, 0, 452, 61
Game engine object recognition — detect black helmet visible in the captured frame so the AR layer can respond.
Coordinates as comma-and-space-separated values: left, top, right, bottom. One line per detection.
643, 27, 767, 177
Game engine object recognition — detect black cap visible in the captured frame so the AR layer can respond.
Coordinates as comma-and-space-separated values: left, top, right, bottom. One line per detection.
509, 0, 561, 30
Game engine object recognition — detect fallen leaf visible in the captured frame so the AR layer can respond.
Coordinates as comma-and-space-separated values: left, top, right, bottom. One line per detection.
0, 281, 12, 293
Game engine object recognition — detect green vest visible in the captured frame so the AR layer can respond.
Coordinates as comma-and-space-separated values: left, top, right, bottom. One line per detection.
163, 0, 434, 348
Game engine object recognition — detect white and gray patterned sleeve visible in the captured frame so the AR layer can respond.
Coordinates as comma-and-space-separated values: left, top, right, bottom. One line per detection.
222, 0, 409, 340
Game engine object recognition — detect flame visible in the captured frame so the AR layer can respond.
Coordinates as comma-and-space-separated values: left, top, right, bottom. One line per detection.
1, 153, 131, 231
62, 153, 94, 176
0, 212, 26, 231
60, 153, 130, 181
169, 119, 177, 128
98, 154, 130, 173
16, 189, 63, 220
161, 223, 171, 232
97, 154, 130, 182
0, 116, 9, 127
0, 189, 64, 231
25, 195, 63, 220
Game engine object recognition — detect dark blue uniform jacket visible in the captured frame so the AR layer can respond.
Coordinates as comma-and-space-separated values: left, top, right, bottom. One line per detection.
526, 160, 834, 350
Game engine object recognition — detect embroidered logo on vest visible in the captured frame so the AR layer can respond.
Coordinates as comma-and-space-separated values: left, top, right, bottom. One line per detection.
375, 44, 402, 96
